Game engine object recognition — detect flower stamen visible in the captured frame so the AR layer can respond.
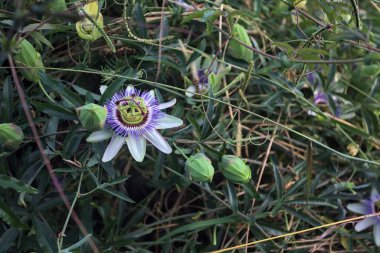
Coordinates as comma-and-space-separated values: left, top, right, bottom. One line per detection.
115, 96, 148, 127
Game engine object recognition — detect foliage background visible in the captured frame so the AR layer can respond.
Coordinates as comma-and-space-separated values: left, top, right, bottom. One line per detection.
0, 0, 380, 252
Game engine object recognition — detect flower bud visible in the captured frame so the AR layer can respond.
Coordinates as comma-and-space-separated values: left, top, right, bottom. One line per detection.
76, 1, 104, 41
185, 153, 215, 182
219, 155, 251, 184
228, 24, 253, 63
0, 123, 24, 150
14, 39, 45, 82
76, 103, 107, 131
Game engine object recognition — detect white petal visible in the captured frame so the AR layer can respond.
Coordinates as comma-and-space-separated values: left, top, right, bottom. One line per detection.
347, 203, 369, 215
156, 114, 183, 129
143, 129, 172, 154
149, 90, 155, 97
126, 85, 135, 94
157, 99, 176, 110
102, 134, 125, 162
355, 217, 377, 232
374, 224, 380, 246
86, 129, 113, 142
100, 85, 108, 95
185, 85, 196, 97
126, 135, 146, 162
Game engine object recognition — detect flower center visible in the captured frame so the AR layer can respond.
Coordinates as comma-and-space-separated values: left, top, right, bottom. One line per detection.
116, 96, 148, 126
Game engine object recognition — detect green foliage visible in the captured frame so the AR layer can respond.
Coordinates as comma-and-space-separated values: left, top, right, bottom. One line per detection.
1, 0, 380, 252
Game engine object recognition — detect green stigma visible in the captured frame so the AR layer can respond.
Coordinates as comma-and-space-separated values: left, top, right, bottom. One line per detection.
116, 97, 148, 126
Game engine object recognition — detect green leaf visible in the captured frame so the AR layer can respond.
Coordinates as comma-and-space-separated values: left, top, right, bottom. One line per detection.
133, 3, 148, 38
319, 0, 337, 23
272, 42, 294, 56
283, 206, 321, 227
0, 228, 20, 252
186, 39, 206, 65
61, 234, 92, 253
305, 142, 313, 202
73, 85, 101, 101
108, 175, 131, 185
31, 31, 54, 49
226, 181, 238, 213
0, 198, 28, 230
201, 89, 215, 139
32, 215, 58, 253
138, 55, 183, 73
0, 175, 38, 194
101, 187, 135, 203
272, 163, 283, 198
62, 124, 85, 158
99, 69, 132, 104
153, 151, 165, 181
186, 114, 202, 138
364, 52, 380, 64
2, 77, 13, 122
158, 215, 241, 242
39, 72, 83, 107
32, 101, 76, 120
181, 9, 213, 24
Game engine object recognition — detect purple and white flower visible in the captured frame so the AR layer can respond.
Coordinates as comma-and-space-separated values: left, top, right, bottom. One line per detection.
185, 69, 210, 98
347, 189, 380, 246
185, 56, 230, 98
87, 85, 183, 162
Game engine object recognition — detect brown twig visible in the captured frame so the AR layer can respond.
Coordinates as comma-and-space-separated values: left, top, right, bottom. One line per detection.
8, 54, 99, 253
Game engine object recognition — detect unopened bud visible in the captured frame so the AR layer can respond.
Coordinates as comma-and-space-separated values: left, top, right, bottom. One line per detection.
185, 153, 215, 182
228, 24, 253, 63
0, 123, 24, 150
219, 155, 251, 184
14, 39, 45, 82
76, 103, 107, 131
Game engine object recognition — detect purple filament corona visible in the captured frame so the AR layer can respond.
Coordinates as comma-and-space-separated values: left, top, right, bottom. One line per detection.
105, 88, 163, 137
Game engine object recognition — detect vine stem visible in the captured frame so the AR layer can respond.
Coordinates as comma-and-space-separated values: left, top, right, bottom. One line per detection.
7, 54, 99, 253
57, 172, 85, 251
212, 211, 380, 253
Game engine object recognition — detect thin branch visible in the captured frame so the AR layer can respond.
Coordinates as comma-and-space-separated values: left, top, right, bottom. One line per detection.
7, 54, 99, 253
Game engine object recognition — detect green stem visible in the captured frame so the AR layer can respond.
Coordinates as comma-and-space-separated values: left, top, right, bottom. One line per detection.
38, 80, 55, 103
172, 142, 189, 159
57, 173, 84, 251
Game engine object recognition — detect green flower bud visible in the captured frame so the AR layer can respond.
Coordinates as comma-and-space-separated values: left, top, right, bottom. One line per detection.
0, 123, 24, 150
76, 2, 104, 41
14, 39, 45, 82
185, 153, 215, 182
228, 24, 253, 63
219, 155, 251, 184
76, 103, 107, 131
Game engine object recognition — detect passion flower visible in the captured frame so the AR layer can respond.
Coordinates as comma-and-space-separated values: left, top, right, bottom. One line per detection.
87, 85, 183, 162
347, 189, 380, 246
